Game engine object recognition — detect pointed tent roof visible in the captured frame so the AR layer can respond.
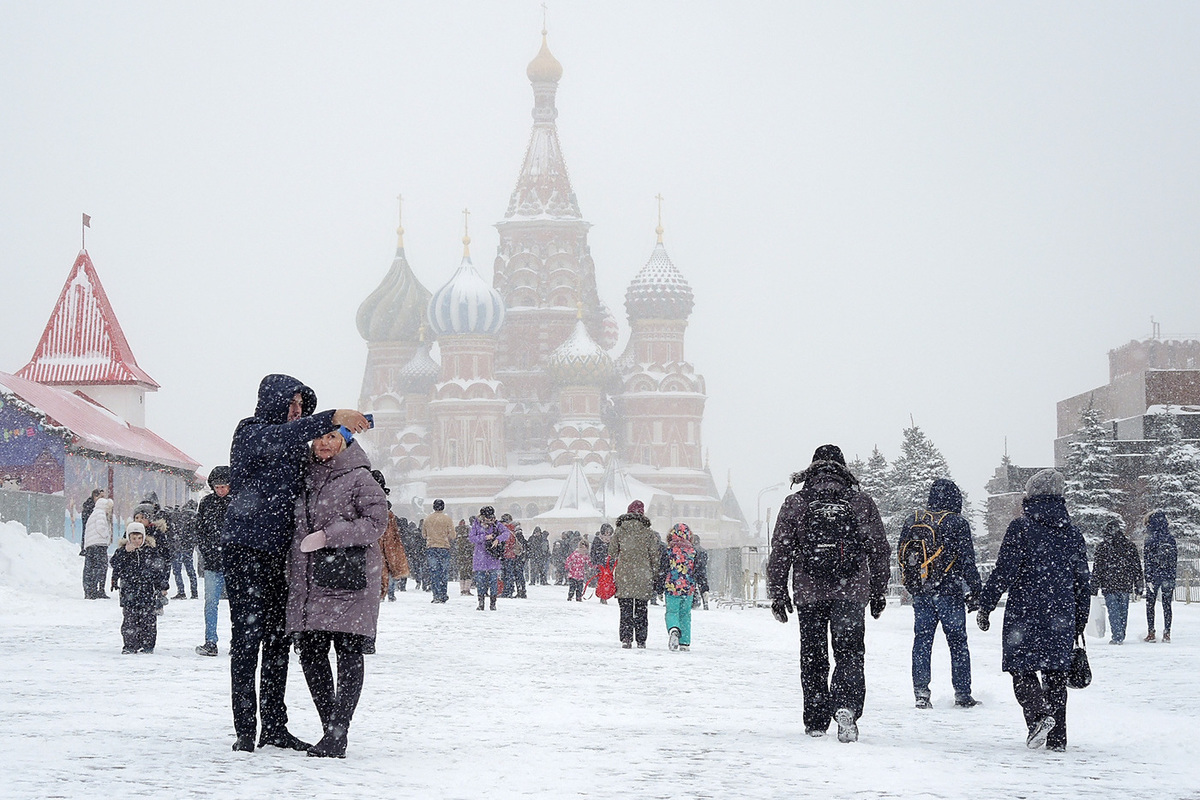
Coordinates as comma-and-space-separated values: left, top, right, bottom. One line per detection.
17, 251, 158, 388
721, 474, 750, 529
551, 457, 600, 515
504, 32, 581, 220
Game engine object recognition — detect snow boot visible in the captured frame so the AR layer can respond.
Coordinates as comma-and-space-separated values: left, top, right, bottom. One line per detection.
805, 728, 825, 738
489, 596, 497, 611
1026, 716, 1056, 749
668, 628, 680, 651
258, 729, 312, 752
915, 697, 932, 710
122, 647, 136, 655
621, 641, 632, 649
835, 708, 858, 743
307, 730, 347, 759
173, 592, 186, 600
1163, 631, 1171, 643
232, 736, 255, 752
636, 642, 646, 649
195, 642, 218, 657
477, 596, 486, 611
1145, 631, 1156, 642
678, 644, 690, 652
955, 696, 979, 708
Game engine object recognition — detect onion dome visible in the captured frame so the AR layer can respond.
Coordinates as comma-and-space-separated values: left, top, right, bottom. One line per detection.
427, 222, 506, 337
597, 301, 620, 351
357, 205, 432, 343
526, 29, 563, 83
397, 329, 440, 394
547, 306, 614, 385
624, 223, 694, 322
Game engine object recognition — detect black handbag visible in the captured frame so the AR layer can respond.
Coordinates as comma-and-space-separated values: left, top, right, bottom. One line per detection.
312, 546, 368, 591
1067, 635, 1091, 689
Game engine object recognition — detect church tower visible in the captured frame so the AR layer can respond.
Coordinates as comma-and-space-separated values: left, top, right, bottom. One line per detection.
614, 211, 706, 473
493, 29, 619, 463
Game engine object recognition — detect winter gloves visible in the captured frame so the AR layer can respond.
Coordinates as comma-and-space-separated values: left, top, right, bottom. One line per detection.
870, 596, 886, 619
976, 610, 990, 631
965, 592, 980, 612
771, 596, 793, 624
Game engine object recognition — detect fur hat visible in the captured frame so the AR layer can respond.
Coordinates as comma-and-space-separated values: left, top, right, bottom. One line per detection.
627, 500, 645, 515
126, 522, 146, 537
812, 444, 846, 466
1024, 468, 1065, 499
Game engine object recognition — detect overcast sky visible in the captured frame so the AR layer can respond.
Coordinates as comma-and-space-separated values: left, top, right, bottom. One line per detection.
2, 2, 1198, 525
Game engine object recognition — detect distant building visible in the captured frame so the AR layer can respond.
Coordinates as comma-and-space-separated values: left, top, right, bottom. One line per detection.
0, 250, 200, 539
982, 457, 1047, 561
355, 31, 750, 545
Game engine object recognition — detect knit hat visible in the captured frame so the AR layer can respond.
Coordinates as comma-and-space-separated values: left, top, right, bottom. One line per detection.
433, 499, 444, 511
576, 540, 589, 551
812, 444, 846, 466
126, 522, 146, 537
671, 522, 692, 540
1024, 468, 1065, 499
132, 503, 156, 521
479, 506, 495, 518
627, 500, 645, 515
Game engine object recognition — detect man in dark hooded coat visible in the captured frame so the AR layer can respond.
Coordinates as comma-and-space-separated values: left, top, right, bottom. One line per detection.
222, 374, 368, 753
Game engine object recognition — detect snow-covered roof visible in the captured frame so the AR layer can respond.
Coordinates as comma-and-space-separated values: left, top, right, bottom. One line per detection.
0, 371, 197, 472
18, 251, 158, 388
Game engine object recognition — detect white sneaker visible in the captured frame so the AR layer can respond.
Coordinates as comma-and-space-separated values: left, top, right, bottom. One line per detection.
668, 628, 680, 651
835, 708, 858, 743
1026, 716, 1055, 749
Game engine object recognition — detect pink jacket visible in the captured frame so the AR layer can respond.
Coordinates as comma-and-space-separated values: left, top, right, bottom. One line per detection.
565, 549, 590, 581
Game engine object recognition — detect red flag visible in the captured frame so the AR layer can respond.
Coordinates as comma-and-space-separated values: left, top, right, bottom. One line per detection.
82, 213, 91, 228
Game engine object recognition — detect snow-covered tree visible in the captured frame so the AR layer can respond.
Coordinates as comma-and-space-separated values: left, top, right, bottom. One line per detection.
1063, 399, 1123, 550
856, 446, 891, 507
885, 425, 953, 542
1145, 408, 1200, 558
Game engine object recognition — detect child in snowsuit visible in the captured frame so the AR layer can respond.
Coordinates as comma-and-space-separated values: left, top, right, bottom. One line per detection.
565, 540, 590, 601
660, 522, 704, 651
110, 522, 169, 653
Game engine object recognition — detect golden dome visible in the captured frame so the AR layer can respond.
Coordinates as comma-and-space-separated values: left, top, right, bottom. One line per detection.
526, 30, 563, 83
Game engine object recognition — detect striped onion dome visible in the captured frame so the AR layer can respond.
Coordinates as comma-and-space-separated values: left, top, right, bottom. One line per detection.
624, 239, 694, 322
597, 300, 620, 350
547, 313, 614, 386
398, 339, 440, 394
427, 236, 506, 337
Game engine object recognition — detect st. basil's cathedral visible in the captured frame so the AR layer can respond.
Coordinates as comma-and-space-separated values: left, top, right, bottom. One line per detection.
356, 30, 750, 546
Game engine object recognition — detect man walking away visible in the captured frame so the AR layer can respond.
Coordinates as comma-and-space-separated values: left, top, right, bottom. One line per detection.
767, 445, 890, 743
1143, 511, 1178, 643
898, 478, 983, 709
1092, 517, 1142, 645
422, 499, 454, 603
171, 500, 200, 599
195, 467, 232, 656
222, 373, 369, 753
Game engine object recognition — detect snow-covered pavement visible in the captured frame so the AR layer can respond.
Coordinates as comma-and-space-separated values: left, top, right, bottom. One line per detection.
2, 526, 1198, 799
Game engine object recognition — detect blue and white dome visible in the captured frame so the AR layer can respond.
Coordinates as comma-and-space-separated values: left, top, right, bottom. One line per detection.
624, 237, 694, 322
427, 237, 506, 337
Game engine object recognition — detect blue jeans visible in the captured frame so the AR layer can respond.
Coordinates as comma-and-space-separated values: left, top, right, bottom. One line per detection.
1104, 591, 1130, 642
474, 569, 499, 598
912, 592, 972, 699
203, 570, 225, 645
173, 548, 198, 596
427, 548, 450, 601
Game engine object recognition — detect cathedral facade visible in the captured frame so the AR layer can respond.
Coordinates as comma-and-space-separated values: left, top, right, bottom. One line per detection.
356, 32, 749, 546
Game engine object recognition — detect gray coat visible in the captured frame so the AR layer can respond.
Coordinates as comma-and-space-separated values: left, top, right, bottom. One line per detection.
286, 441, 388, 638
610, 512, 660, 600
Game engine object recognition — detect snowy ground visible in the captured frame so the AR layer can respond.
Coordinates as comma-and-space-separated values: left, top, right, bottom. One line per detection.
2, 523, 1199, 800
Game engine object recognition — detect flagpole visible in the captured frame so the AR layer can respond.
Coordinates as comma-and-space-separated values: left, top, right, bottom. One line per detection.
81, 212, 91, 251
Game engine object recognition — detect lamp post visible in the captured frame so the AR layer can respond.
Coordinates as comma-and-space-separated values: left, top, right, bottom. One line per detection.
756, 482, 788, 541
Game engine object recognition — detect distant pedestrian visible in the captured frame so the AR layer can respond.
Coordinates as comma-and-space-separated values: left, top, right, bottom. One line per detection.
401, 517, 425, 592
691, 534, 710, 610
610, 501, 660, 649
469, 507, 510, 611
110, 522, 168, 654
422, 499, 454, 603
1092, 517, 1142, 645
195, 467, 232, 656
552, 532, 569, 584
977, 469, 1091, 752
82, 490, 113, 599
455, 519, 473, 595
1143, 511, 1178, 643
371, 471, 409, 602
171, 500, 200, 600
528, 527, 550, 586
660, 522, 704, 651
565, 540, 589, 601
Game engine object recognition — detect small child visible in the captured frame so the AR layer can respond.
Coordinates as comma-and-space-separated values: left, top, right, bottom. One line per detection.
565, 540, 590, 602
661, 523, 701, 651
110, 522, 168, 654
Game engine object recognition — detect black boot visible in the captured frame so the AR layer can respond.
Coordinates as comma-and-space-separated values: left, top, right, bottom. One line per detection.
477, 595, 486, 611
490, 595, 497, 611
307, 728, 347, 758
258, 729, 312, 751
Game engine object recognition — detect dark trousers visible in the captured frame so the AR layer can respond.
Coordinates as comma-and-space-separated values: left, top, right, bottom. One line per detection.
172, 548, 198, 596
1012, 670, 1068, 748
502, 559, 526, 597
1147, 581, 1174, 633
797, 600, 866, 732
224, 543, 292, 741
121, 605, 157, 651
83, 545, 108, 597
618, 598, 649, 644
567, 578, 584, 601
532, 560, 549, 585
296, 631, 365, 739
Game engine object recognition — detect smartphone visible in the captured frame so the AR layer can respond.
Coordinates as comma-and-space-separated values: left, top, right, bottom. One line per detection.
364, 413, 374, 429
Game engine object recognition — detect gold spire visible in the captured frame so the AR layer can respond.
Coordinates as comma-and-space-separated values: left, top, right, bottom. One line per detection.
526, 13, 563, 83
396, 194, 405, 249
418, 323, 426, 343
655, 193, 665, 244
461, 207, 471, 258
576, 300, 584, 320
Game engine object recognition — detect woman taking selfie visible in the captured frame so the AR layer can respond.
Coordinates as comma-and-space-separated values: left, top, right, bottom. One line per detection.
287, 427, 388, 758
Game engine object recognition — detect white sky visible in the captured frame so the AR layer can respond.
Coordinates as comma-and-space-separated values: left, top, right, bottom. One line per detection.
2, 2, 1198, 525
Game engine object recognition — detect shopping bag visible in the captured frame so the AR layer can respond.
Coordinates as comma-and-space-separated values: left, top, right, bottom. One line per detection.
1085, 595, 1106, 639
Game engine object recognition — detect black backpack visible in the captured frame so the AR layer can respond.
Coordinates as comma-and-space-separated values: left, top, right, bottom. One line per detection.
797, 491, 863, 588
898, 509, 956, 594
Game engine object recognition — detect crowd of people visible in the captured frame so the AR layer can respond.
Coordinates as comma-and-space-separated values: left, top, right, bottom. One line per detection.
82, 374, 1184, 760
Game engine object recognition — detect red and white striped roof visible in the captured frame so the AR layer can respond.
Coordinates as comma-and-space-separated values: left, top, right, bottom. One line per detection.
17, 251, 158, 388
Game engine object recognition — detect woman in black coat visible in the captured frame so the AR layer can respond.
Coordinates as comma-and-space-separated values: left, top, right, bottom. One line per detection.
977, 469, 1090, 752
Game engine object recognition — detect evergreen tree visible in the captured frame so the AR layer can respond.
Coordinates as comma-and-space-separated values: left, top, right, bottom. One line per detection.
857, 446, 891, 507
1146, 408, 1200, 558
1063, 400, 1124, 550
886, 425, 953, 541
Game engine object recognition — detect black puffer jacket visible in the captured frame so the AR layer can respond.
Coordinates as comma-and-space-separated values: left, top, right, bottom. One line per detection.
1093, 527, 1144, 594
196, 467, 231, 573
